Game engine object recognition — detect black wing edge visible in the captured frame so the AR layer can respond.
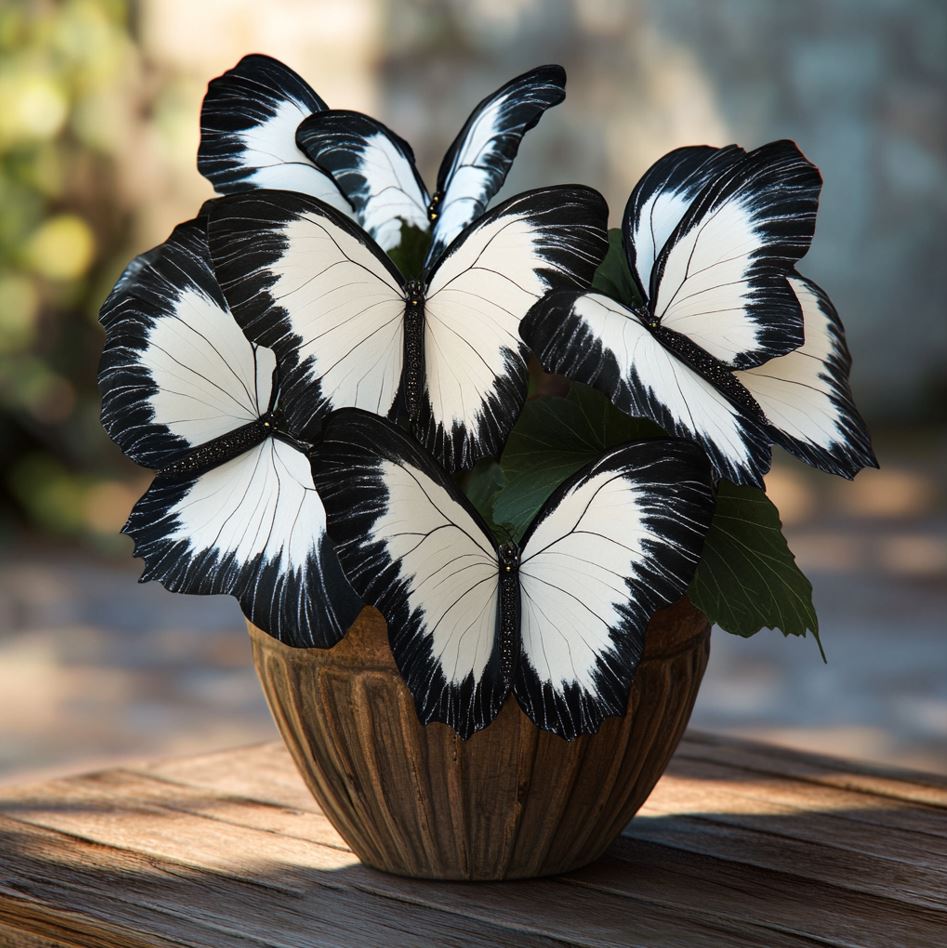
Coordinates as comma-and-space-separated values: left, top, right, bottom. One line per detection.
426, 64, 567, 265
768, 273, 878, 477
621, 144, 746, 304
412, 346, 529, 474
426, 184, 610, 289
434, 64, 567, 198
296, 109, 429, 216
651, 139, 823, 369
198, 53, 328, 193
520, 290, 774, 488
312, 408, 509, 739
205, 189, 405, 440
123, 472, 363, 649
514, 438, 716, 740
98, 216, 227, 470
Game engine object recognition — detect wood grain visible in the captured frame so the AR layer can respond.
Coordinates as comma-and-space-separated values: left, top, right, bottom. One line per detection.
1, 731, 945, 945
249, 598, 711, 881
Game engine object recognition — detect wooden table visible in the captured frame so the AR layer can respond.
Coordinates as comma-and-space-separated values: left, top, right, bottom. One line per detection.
0, 731, 944, 947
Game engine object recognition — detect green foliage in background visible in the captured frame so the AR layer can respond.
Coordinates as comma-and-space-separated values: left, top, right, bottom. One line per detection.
388, 222, 431, 280
0, 1, 142, 547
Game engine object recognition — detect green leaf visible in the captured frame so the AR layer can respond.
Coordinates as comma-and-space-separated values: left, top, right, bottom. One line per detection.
387, 221, 431, 280
457, 459, 511, 540
689, 481, 823, 654
494, 383, 665, 539
590, 227, 643, 308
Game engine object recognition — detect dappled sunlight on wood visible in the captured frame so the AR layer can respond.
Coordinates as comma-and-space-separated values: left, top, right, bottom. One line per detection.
2, 735, 945, 944
679, 725, 947, 785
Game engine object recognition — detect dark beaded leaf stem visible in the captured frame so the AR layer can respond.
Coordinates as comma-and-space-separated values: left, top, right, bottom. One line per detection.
403, 280, 426, 422
156, 408, 302, 481
646, 317, 769, 425
497, 542, 521, 686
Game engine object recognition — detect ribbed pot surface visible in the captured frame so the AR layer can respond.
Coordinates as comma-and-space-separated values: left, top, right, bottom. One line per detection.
249, 597, 709, 880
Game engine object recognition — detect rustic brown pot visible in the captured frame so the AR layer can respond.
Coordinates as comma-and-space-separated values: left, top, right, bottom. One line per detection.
248, 597, 709, 881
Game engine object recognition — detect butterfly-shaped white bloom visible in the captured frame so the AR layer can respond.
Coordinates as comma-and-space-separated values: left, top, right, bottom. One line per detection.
312, 409, 715, 740
206, 185, 608, 472
199, 54, 566, 266
98, 216, 361, 646
521, 142, 877, 487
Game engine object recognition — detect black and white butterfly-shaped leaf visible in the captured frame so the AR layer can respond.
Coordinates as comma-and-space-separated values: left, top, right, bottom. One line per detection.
622, 143, 746, 303
198, 54, 350, 214
522, 140, 874, 485
207, 184, 608, 472
98, 215, 361, 647
312, 409, 715, 740
296, 65, 567, 260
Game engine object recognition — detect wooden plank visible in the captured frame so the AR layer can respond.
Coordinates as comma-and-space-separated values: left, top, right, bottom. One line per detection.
0, 885, 186, 948
663, 753, 947, 842
679, 732, 947, 808
140, 743, 321, 811
141, 740, 947, 912
0, 816, 563, 948
133, 768, 351, 853
145, 740, 947, 879
4, 735, 947, 946
142, 743, 319, 812
624, 810, 946, 912
0, 772, 813, 947
0, 917, 96, 948
567, 840, 947, 948
645, 764, 947, 867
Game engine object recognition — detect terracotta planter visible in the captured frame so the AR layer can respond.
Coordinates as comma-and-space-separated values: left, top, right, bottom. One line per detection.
248, 597, 710, 881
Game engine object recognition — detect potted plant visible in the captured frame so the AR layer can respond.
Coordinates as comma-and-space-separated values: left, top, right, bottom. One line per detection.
97, 55, 876, 881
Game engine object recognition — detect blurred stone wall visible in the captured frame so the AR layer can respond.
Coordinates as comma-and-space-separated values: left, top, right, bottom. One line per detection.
372, 0, 946, 421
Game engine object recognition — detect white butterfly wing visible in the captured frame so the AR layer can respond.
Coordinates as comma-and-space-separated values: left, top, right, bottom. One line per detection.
419, 186, 608, 471
736, 273, 877, 477
622, 145, 745, 302
124, 438, 360, 647
649, 140, 822, 369
516, 440, 715, 739
313, 410, 508, 739
426, 65, 567, 266
297, 110, 431, 251
521, 291, 773, 486
198, 54, 350, 213
100, 217, 362, 646
99, 218, 274, 469
206, 191, 407, 440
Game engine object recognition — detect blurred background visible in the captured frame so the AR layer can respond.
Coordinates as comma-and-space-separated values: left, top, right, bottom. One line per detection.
0, 0, 944, 783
